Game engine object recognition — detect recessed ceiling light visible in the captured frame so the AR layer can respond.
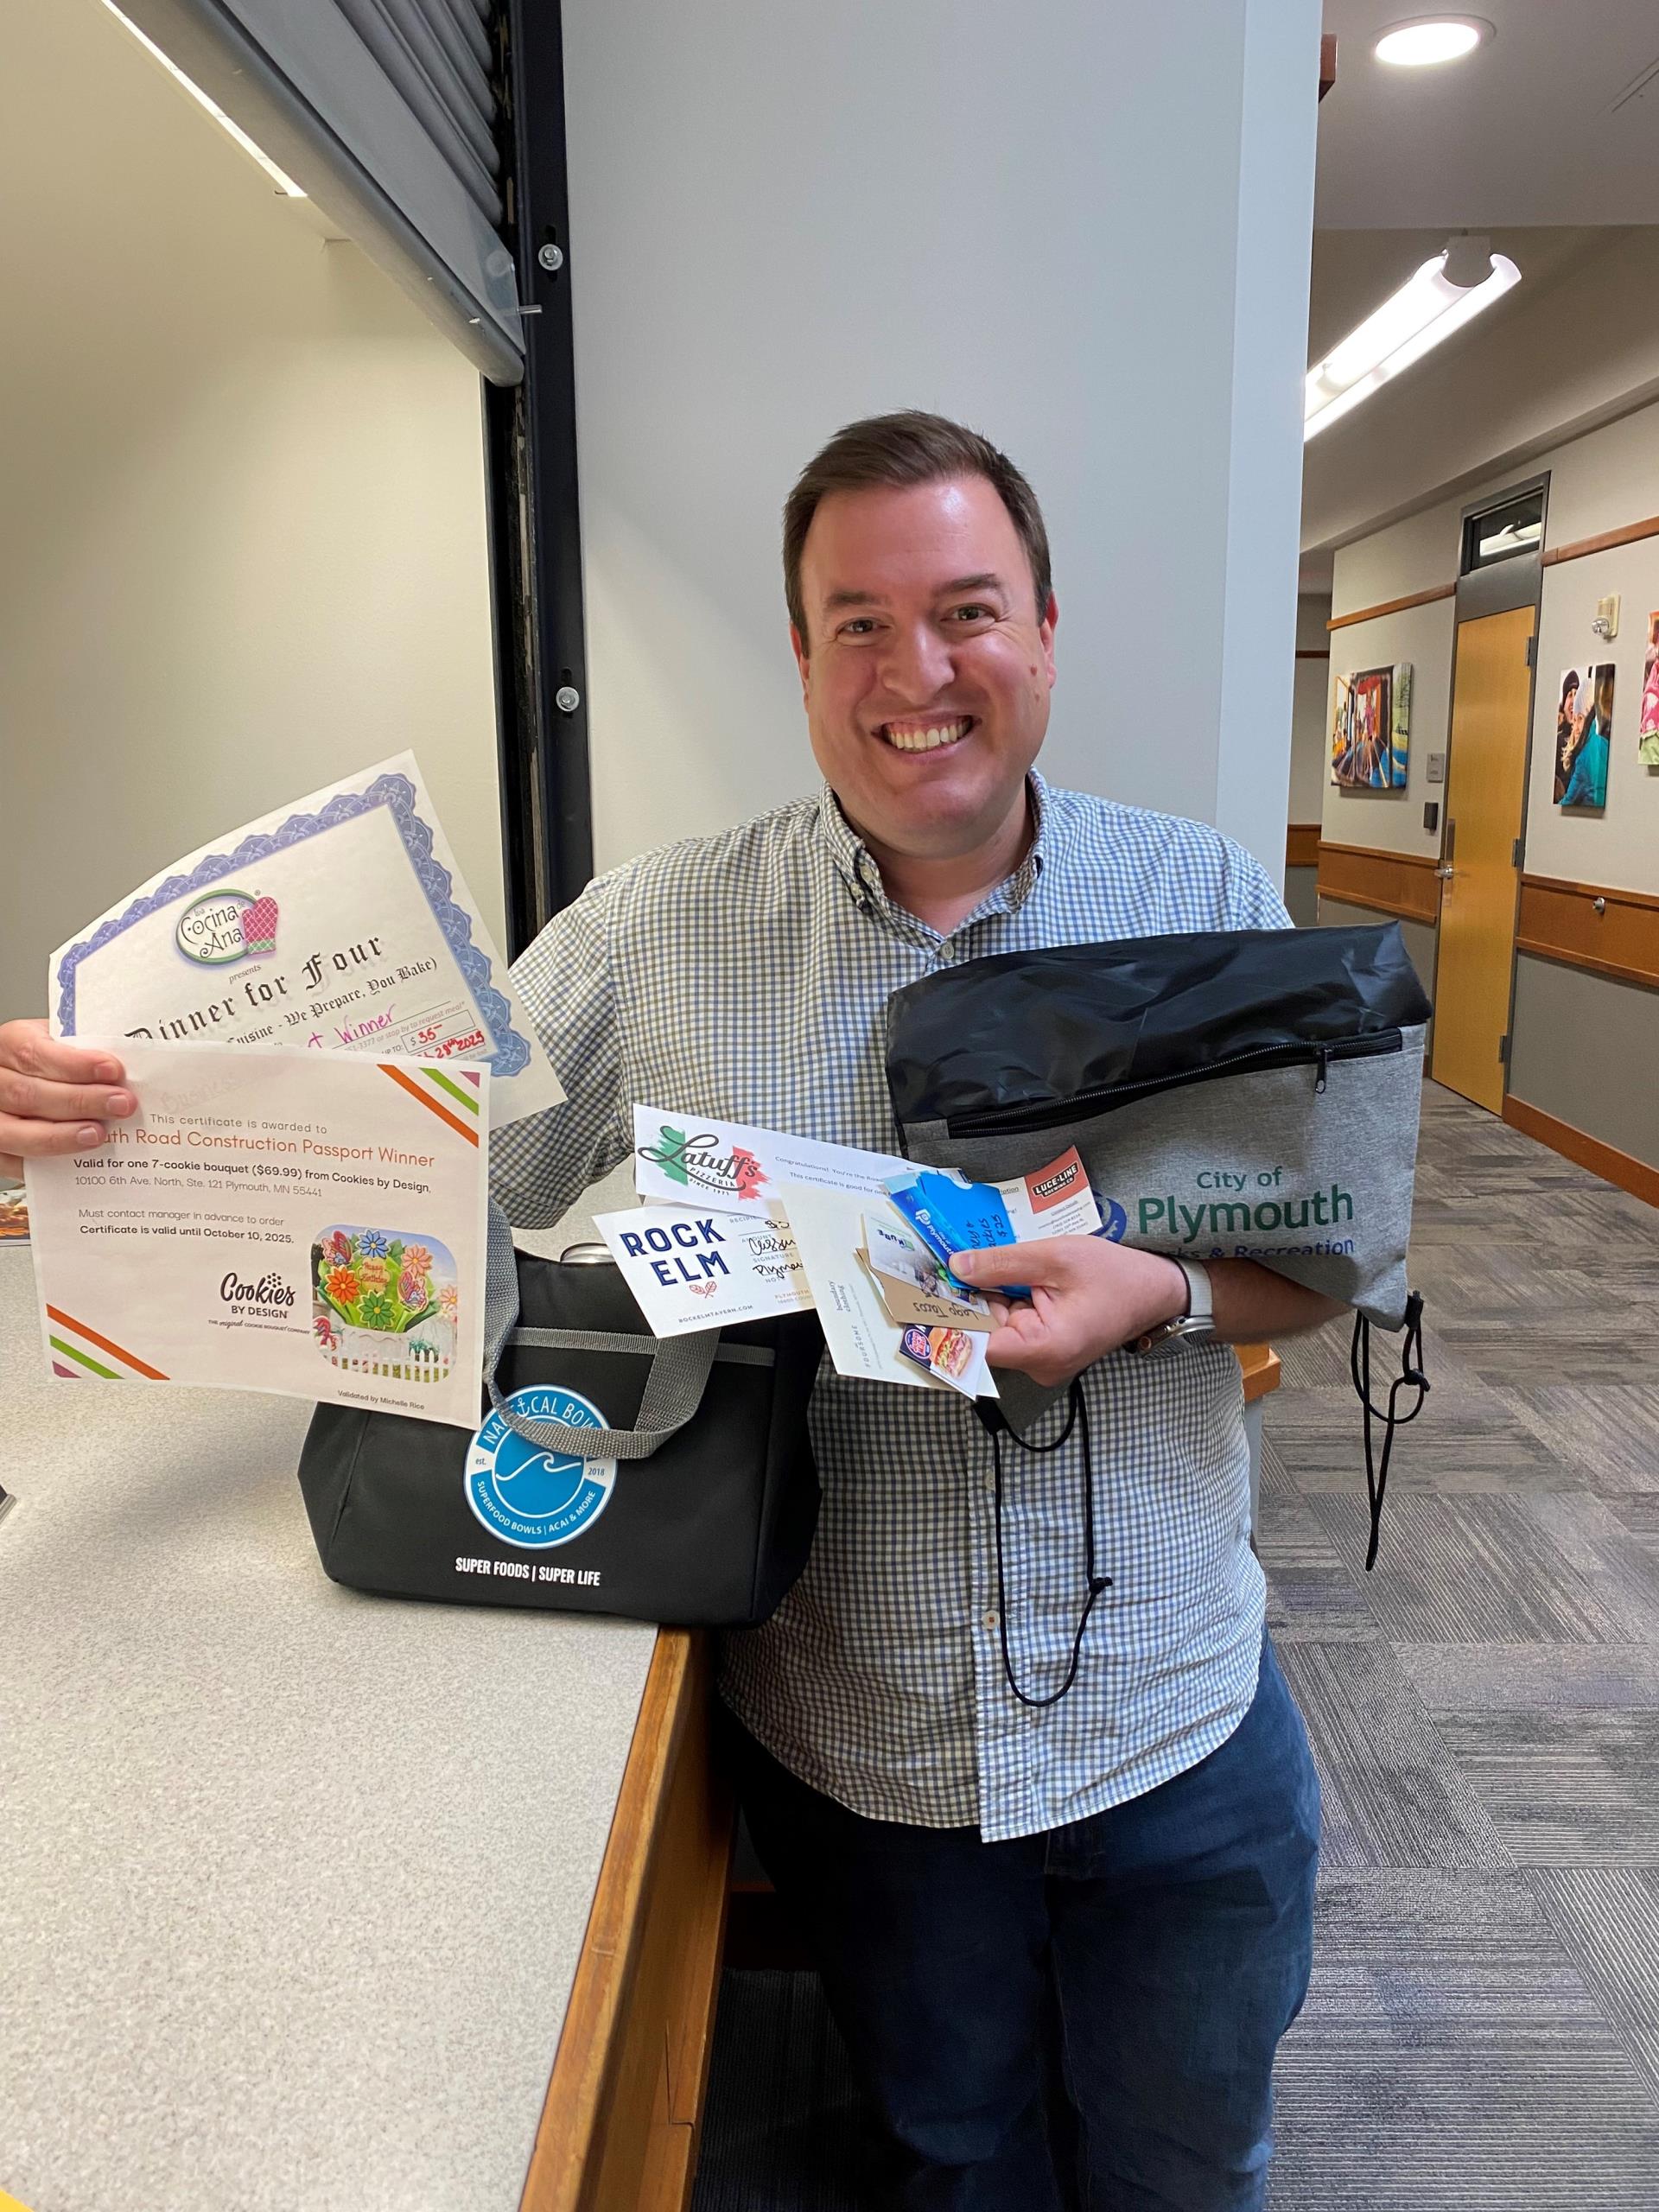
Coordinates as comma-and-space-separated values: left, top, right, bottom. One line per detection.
1375, 16, 1493, 68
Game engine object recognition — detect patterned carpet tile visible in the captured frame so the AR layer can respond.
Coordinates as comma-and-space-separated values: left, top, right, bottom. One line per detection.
1269, 2043, 1659, 2212
1605, 1497, 1659, 1559
1274, 1641, 1510, 1872
1427, 1318, 1644, 1389
1263, 1554, 1381, 1646
1270, 1869, 1659, 2212
1544, 1263, 1659, 1309
1434, 1711, 1659, 1865
1258, 1444, 1380, 1644
1273, 1325, 1363, 1392
1510, 1386, 1659, 1497
1402, 1643, 1659, 1713
1529, 1868, 1659, 2101
1510, 1185, 1659, 1249
1297, 1866, 1626, 2034
1266, 1376, 1566, 1496
1306, 1493, 1649, 1645
1399, 1196, 1541, 1249
1521, 1490, 1659, 1640
1406, 1240, 1587, 1314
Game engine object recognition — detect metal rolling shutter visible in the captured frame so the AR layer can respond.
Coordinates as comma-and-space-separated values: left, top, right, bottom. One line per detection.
111, 0, 524, 383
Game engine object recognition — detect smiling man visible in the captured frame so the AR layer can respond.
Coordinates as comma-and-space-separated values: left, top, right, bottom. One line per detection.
0, 413, 1334, 2210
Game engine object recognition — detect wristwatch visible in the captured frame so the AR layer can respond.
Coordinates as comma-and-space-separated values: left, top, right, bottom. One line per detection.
1127, 1259, 1217, 1357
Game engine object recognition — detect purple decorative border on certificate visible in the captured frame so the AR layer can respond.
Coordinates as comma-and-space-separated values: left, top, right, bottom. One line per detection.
54, 772, 531, 1078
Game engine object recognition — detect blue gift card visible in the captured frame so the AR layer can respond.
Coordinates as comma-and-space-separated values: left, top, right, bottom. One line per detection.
885, 1171, 1030, 1299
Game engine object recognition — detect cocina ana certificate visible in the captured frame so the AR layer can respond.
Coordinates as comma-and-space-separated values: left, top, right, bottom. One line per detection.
48, 752, 562, 1128
25, 1041, 490, 1428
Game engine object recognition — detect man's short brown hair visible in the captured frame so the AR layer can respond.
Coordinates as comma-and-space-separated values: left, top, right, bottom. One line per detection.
783, 410, 1052, 649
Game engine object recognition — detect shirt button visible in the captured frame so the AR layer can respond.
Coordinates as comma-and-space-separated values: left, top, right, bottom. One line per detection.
983, 1609, 998, 1628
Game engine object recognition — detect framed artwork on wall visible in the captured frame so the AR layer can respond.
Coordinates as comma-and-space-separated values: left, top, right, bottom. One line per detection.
1331, 661, 1411, 789
1554, 663, 1614, 810
1640, 611, 1659, 768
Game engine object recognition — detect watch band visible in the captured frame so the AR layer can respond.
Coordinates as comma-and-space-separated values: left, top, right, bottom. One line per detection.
1177, 1258, 1214, 1329
1127, 1259, 1217, 1357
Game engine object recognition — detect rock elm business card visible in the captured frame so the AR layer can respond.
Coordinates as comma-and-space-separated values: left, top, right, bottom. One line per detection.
591, 1202, 812, 1337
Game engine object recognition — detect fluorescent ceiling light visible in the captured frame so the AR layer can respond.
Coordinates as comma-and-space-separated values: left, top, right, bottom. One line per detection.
1478, 518, 1541, 557
1304, 246, 1521, 441
99, 1, 308, 197
1375, 16, 1492, 67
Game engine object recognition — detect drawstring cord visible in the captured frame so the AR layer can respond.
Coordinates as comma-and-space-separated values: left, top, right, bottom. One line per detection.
976, 1381, 1111, 1709
1351, 1289, 1429, 1570
972, 1291, 1428, 1700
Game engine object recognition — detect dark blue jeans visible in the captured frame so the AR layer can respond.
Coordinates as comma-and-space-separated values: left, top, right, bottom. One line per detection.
728, 1636, 1319, 2211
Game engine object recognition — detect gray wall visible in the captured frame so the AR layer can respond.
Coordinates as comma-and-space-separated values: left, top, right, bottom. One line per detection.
0, 3, 505, 1027
1509, 955, 1659, 1174
561, 0, 1323, 883
1284, 867, 1319, 928
1318, 897, 1438, 1002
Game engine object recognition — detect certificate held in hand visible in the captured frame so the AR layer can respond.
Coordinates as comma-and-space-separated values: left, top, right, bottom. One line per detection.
25, 1041, 491, 1427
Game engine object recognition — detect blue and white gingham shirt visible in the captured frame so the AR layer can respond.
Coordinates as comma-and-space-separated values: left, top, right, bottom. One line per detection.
494, 772, 1290, 1841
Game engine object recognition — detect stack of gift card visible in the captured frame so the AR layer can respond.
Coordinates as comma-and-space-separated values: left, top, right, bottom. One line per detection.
601, 1103, 1104, 1402
855, 1211, 994, 1395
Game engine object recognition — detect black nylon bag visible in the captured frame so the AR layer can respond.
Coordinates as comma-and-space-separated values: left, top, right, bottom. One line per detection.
883, 921, 1433, 1563
886, 921, 1432, 1329
297, 1249, 823, 1625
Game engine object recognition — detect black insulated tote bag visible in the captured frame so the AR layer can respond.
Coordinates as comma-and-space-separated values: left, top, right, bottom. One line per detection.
297, 1224, 823, 1626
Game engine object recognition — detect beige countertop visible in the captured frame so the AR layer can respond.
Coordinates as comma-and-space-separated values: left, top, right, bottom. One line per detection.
0, 1225, 658, 2212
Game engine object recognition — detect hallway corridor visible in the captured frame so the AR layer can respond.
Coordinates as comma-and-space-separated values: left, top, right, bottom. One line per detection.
692, 1084, 1659, 2209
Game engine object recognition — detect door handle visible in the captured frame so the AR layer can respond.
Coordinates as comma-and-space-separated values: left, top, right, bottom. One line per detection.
1434, 866, 1455, 880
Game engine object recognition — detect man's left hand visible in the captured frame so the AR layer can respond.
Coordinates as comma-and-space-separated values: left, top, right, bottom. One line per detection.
949, 1237, 1187, 1389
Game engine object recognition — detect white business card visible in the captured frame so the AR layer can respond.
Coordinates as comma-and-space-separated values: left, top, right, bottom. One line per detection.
591, 1202, 812, 1337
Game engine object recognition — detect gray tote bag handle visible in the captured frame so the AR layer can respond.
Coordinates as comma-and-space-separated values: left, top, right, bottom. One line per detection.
484, 1326, 720, 1461
481, 1200, 719, 1460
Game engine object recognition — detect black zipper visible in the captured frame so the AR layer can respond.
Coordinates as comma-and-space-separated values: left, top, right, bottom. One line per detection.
942, 1030, 1403, 1139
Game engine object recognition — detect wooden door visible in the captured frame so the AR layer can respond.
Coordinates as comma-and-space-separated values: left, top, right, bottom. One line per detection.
1430, 605, 1536, 1111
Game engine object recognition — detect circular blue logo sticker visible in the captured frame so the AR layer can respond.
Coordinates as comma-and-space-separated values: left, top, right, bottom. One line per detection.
464, 1386, 616, 1550
1092, 1192, 1129, 1243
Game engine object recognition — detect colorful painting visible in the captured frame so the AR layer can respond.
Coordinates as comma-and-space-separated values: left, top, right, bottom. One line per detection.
1554, 663, 1614, 810
1640, 611, 1659, 768
1331, 662, 1411, 789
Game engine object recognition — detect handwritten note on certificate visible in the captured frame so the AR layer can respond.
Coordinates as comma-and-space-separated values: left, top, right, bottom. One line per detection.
25, 1041, 489, 1427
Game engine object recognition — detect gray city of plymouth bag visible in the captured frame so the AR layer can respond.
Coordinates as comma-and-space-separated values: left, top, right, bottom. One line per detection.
885, 922, 1433, 1564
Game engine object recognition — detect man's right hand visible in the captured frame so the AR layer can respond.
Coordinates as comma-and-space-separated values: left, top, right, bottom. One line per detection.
0, 1020, 137, 1181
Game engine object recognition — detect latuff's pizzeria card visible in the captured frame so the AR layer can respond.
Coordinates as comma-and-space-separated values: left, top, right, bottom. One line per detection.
24, 1039, 488, 1427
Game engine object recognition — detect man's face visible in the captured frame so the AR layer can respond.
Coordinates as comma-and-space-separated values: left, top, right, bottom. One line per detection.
791, 474, 1057, 861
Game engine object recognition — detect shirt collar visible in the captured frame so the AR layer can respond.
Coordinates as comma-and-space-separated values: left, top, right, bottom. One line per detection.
816, 769, 1058, 921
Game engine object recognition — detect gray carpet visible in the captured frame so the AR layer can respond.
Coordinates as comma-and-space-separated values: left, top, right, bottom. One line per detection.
693, 1084, 1659, 2207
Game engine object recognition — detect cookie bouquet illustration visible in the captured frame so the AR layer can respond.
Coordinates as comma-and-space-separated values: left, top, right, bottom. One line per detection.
311, 1225, 459, 1383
